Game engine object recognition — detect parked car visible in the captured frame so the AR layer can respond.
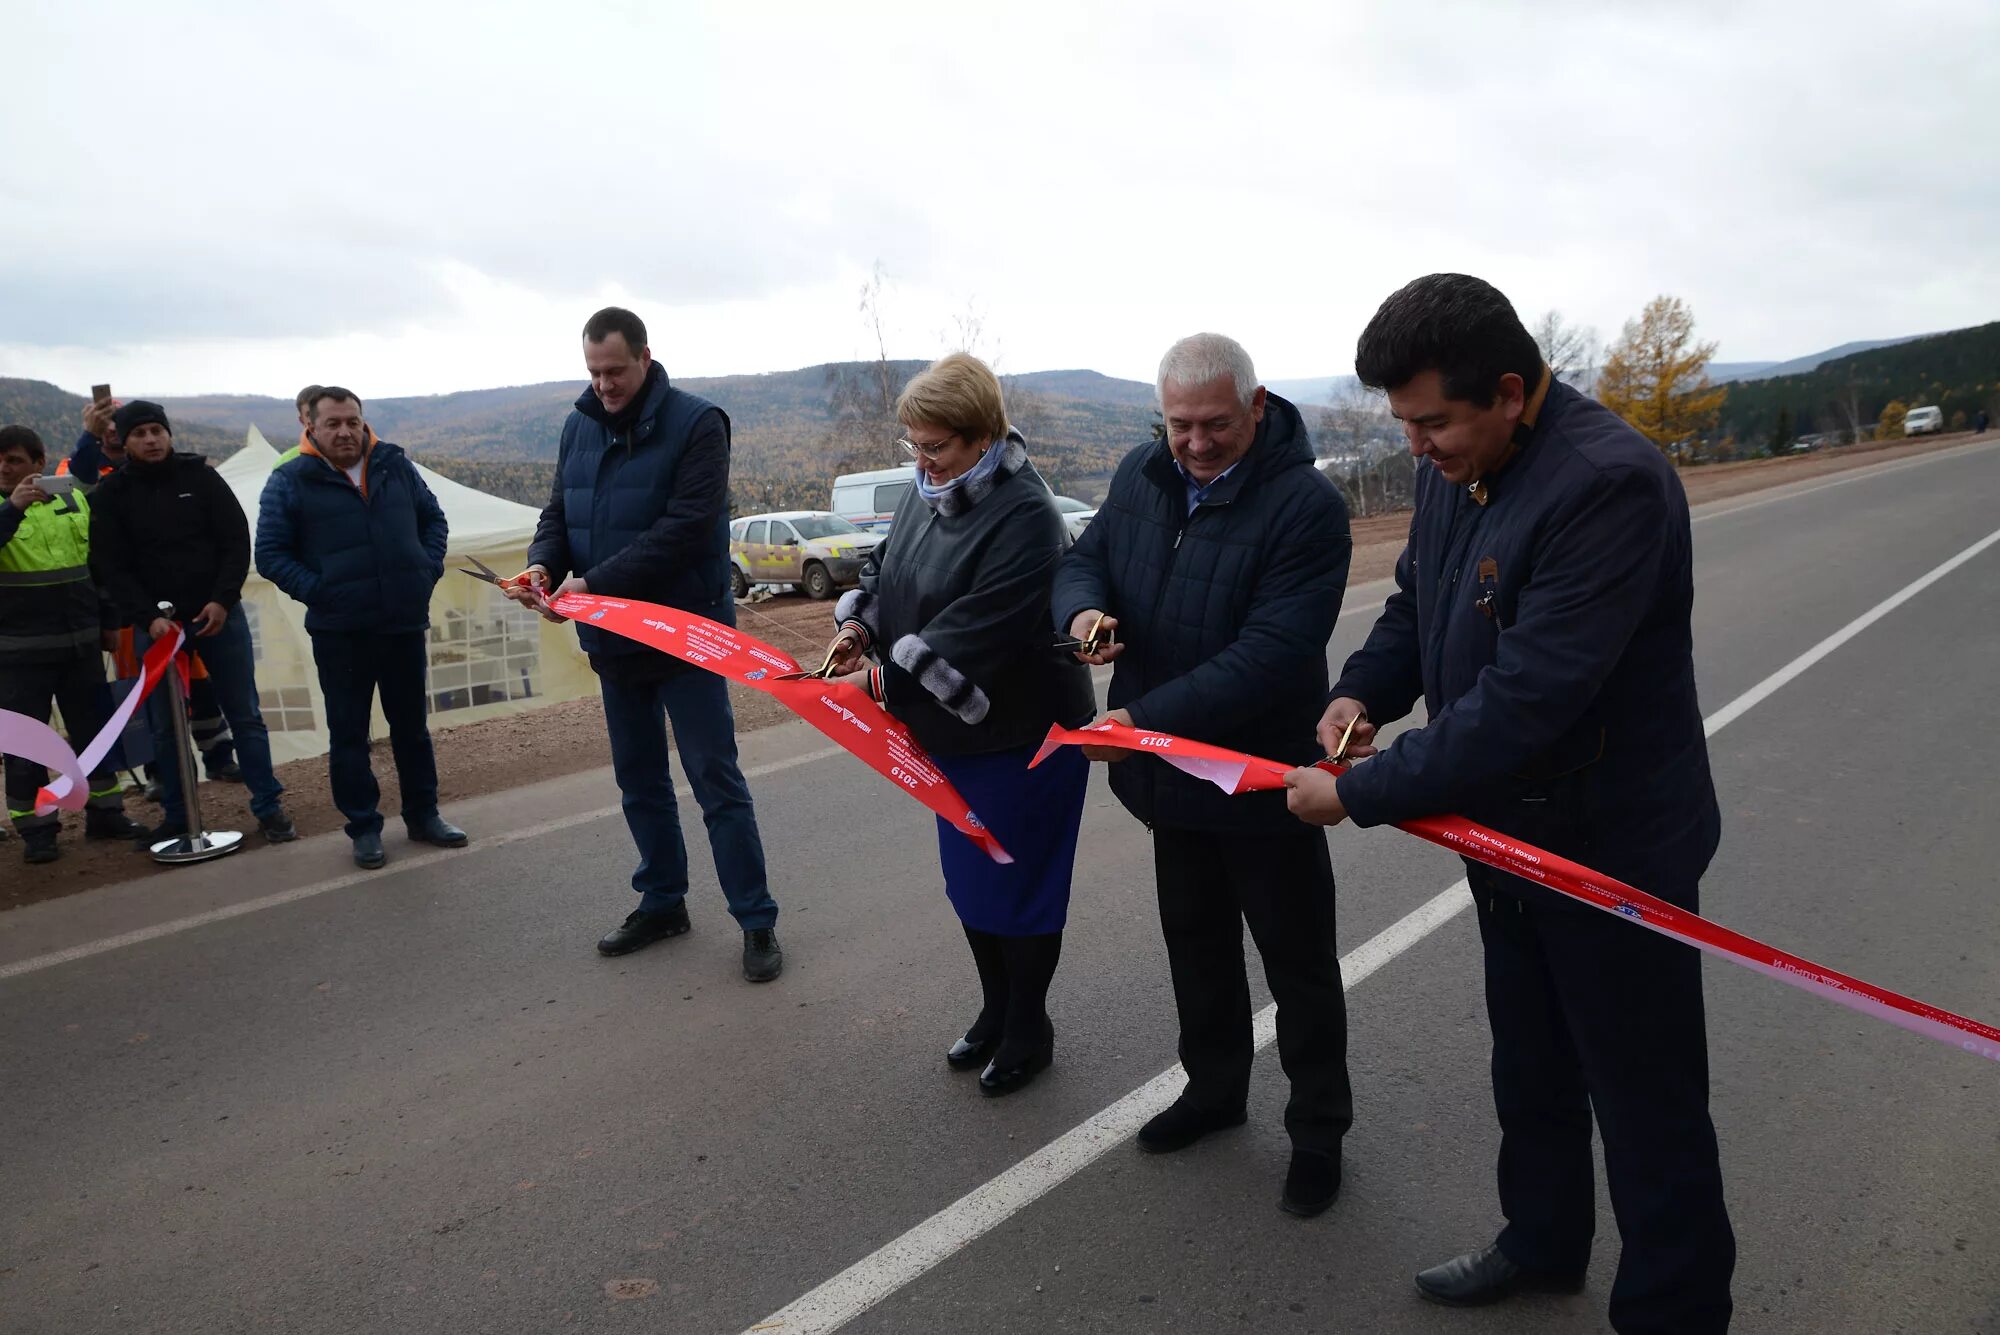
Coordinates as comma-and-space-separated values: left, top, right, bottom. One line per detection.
1052, 495, 1096, 541
1903, 405, 1944, 436
830, 466, 914, 533
729, 511, 882, 600
1789, 434, 1826, 453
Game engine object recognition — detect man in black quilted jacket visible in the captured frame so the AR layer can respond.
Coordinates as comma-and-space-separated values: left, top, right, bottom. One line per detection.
1050, 332, 1353, 1218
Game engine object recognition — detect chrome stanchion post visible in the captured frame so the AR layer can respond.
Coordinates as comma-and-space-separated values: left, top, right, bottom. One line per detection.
149, 601, 243, 865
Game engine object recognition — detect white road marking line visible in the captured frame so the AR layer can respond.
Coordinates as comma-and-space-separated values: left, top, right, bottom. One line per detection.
1701, 525, 2000, 736
0, 748, 844, 983
741, 523, 2000, 1335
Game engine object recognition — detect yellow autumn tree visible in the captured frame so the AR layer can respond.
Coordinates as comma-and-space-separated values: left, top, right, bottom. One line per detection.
1877, 399, 1909, 439
1596, 295, 1728, 458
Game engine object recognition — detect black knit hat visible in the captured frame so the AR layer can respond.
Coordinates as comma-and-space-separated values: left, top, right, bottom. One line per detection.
111, 399, 172, 441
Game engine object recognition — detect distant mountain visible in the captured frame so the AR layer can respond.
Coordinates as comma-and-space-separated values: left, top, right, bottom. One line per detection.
1009, 368, 1156, 407
1265, 375, 1359, 406
1704, 361, 1779, 383
0, 378, 243, 461
1715, 321, 1999, 443
1707, 336, 1930, 385
140, 360, 1157, 511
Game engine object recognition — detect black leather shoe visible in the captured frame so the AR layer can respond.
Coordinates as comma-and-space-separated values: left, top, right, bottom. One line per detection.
1137, 1096, 1248, 1154
352, 832, 386, 869
206, 760, 245, 783
136, 820, 187, 848
258, 808, 298, 843
1278, 1149, 1341, 1217
743, 928, 783, 982
947, 1033, 1001, 1071
598, 903, 691, 956
85, 809, 144, 840
1415, 1244, 1585, 1307
23, 830, 60, 864
409, 815, 468, 848
978, 1040, 1053, 1097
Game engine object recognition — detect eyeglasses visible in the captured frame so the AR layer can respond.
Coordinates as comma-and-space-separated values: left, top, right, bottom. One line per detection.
897, 431, 961, 460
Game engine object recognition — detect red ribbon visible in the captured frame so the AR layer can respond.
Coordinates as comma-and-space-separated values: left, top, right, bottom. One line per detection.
1033, 720, 2000, 1066
549, 593, 1012, 864
4, 625, 187, 814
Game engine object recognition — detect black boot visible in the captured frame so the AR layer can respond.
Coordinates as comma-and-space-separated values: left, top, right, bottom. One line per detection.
979, 931, 1061, 1097
85, 808, 144, 840
948, 925, 1009, 1070
22, 826, 60, 864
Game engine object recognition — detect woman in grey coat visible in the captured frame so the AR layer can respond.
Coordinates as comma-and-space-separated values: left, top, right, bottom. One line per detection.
825, 352, 1096, 1097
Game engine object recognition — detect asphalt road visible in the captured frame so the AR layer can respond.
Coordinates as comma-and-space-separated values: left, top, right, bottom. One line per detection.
5, 437, 1999, 1335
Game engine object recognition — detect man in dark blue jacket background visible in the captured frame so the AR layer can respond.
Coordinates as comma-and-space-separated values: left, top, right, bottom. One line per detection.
1052, 333, 1352, 1219
256, 387, 467, 869
1285, 275, 1733, 1333
514, 308, 781, 983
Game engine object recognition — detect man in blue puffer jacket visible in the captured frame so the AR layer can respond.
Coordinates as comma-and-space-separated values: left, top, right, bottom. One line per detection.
256, 387, 467, 869
515, 307, 781, 983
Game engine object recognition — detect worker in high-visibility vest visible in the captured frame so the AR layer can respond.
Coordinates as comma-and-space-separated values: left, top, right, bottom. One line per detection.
0, 425, 141, 862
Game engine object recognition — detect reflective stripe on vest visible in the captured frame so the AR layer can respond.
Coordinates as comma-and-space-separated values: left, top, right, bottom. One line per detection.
0, 492, 93, 585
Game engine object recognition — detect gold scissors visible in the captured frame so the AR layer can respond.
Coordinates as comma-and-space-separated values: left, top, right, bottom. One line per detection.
1319, 713, 1362, 769
1054, 611, 1111, 656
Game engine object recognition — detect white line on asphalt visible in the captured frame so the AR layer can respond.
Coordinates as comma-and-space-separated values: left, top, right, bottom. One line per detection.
742, 523, 2000, 1335
1702, 525, 2000, 736
0, 747, 844, 983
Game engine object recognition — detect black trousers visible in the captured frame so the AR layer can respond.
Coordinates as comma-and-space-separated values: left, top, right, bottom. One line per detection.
1151, 823, 1352, 1154
1472, 864, 1735, 1334
2, 651, 118, 832
309, 629, 438, 838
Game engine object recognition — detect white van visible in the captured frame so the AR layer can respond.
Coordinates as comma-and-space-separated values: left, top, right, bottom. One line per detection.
1903, 405, 1944, 436
830, 466, 915, 533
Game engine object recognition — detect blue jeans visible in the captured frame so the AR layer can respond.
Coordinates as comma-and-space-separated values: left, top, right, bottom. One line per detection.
310, 629, 438, 838
598, 665, 776, 930
139, 611, 285, 826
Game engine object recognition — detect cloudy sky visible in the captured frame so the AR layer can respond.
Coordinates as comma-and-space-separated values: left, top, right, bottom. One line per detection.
4, 0, 1994, 399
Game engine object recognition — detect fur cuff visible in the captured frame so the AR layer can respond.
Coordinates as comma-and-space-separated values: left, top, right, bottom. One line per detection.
833, 588, 879, 649
891, 634, 990, 725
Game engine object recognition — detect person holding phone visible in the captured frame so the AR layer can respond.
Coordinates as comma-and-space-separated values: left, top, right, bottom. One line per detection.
0, 425, 141, 862
86, 401, 296, 845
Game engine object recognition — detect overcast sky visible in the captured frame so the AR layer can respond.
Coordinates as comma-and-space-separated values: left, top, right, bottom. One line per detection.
4, 0, 1994, 399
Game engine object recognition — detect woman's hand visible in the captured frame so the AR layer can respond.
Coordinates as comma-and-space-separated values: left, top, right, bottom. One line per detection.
824, 629, 864, 676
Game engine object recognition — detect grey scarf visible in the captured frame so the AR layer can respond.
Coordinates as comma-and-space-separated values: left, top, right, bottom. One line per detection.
914, 431, 1028, 518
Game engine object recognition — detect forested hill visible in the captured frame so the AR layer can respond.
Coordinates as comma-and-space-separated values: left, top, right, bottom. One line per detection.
0, 378, 241, 460
1716, 322, 2000, 442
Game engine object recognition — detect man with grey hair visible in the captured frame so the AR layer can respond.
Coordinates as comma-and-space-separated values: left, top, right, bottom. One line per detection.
1051, 333, 1355, 1217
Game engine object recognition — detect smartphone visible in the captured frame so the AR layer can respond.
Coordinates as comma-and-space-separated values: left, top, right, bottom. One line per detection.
91, 384, 112, 403
34, 473, 77, 496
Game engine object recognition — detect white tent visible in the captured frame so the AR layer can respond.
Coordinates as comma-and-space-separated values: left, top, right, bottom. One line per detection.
222, 428, 596, 764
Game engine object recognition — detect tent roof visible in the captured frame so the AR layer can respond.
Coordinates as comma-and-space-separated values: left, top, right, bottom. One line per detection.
222, 426, 542, 554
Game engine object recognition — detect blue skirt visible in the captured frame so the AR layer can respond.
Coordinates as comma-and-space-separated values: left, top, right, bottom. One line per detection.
934, 743, 1089, 936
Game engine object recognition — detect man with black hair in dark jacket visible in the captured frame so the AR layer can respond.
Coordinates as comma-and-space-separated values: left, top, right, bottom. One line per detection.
87, 401, 296, 845
257, 386, 466, 870
512, 307, 781, 983
1051, 332, 1353, 1219
1284, 274, 1733, 1333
